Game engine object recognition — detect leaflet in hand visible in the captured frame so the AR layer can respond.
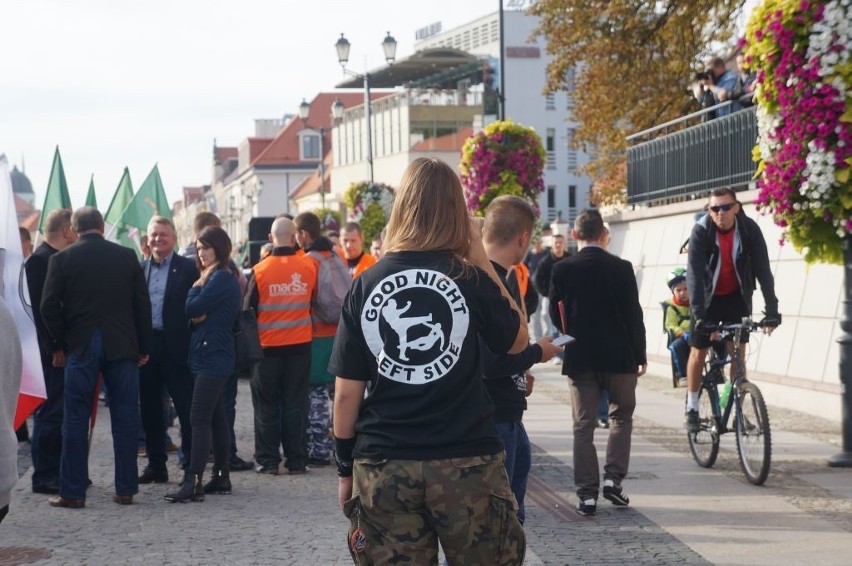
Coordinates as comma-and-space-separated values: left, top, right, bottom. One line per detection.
552, 334, 575, 347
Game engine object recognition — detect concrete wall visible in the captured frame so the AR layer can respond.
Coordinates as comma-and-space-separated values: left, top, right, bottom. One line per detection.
606, 189, 843, 421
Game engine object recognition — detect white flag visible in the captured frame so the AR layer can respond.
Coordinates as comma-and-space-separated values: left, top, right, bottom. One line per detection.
0, 154, 46, 426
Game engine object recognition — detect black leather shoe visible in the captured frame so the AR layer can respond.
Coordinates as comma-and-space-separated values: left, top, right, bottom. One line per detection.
229, 456, 254, 472
33, 481, 60, 495
138, 467, 169, 484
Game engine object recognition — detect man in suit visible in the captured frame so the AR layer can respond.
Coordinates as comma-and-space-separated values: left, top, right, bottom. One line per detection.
138, 216, 199, 484
549, 209, 646, 517
25, 209, 78, 495
41, 207, 152, 508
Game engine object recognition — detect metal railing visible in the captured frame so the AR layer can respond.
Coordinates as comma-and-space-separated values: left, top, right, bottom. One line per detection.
626, 100, 757, 205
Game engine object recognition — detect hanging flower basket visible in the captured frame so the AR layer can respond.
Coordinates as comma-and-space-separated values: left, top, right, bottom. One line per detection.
314, 207, 342, 233
459, 120, 546, 216
343, 181, 395, 243
744, 0, 852, 264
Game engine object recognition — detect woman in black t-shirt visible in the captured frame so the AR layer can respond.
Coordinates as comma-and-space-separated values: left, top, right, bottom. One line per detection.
329, 158, 528, 565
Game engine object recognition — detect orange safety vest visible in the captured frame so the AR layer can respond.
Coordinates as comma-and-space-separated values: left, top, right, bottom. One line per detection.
514, 263, 529, 299
253, 255, 317, 347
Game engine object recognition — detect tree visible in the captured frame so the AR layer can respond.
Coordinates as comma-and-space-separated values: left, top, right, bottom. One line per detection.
530, 0, 744, 204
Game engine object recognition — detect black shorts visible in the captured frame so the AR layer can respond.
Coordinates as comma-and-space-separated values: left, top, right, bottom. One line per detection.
689, 292, 749, 349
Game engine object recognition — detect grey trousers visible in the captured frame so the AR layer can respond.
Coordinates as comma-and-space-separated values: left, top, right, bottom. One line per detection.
568, 371, 638, 501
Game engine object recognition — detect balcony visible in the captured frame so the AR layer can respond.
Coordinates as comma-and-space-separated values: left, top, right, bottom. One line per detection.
626, 101, 757, 205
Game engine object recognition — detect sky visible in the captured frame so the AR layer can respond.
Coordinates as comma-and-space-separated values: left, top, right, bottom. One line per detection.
1, 0, 504, 210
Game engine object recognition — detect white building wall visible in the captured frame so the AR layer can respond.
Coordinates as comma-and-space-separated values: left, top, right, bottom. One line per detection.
416, 11, 593, 227
607, 190, 843, 421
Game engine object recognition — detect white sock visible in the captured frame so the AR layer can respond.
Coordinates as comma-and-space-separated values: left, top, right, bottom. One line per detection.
686, 391, 699, 411
603, 479, 614, 488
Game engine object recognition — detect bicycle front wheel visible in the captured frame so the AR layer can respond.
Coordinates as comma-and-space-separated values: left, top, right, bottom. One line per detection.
688, 382, 720, 468
735, 382, 772, 485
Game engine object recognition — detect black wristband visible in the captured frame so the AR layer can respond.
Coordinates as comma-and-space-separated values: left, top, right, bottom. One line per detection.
334, 436, 356, 478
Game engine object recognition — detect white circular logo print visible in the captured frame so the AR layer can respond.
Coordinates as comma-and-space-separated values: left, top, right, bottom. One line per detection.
361, 269, 469, 385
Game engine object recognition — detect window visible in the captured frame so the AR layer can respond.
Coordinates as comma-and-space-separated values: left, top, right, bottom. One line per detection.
545, 93, 555, 110
546, 128, 556, 169
569, 185, 577, 208
301, 133, 320, 160
547, 185, 556, 209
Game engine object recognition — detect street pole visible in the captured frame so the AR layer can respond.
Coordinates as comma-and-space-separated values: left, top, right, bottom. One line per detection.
498, 0, 506, 120
829, 236, 852, 467
319, 127, 326, 209
364, 72, 373, 182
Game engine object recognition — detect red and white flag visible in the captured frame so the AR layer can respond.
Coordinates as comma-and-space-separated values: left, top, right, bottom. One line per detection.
0, 154, 46, 427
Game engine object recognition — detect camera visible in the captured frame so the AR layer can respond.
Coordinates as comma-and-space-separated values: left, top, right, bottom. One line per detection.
694, 71, 711, 81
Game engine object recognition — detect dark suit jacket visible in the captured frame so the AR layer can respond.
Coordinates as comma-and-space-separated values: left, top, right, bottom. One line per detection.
548, 246, 646, 375
25, 242, 59, 357
41, 233, 152, 361
142, 252, 199, 366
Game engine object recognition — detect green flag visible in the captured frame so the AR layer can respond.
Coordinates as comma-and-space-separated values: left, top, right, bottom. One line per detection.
85, 175, 97, 208
113, 165, 171, 257
104, 167, 135, 250
117, 164, 171, 230
105, 167, 133, 227
37, 146, 72, 233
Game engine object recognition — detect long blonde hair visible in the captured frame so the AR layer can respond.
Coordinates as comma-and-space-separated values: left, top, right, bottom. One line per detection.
383, 158, 469, 258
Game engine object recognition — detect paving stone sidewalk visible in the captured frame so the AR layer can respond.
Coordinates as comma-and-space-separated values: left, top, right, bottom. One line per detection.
3, 365, 850, 565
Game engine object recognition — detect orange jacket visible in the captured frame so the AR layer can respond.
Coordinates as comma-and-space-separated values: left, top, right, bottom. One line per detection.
338, 250, 377, 280
253, 255, 317, 347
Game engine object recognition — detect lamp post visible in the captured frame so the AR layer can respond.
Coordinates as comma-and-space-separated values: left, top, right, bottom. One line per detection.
335, 32, 397, 183
300, 98, 338, 209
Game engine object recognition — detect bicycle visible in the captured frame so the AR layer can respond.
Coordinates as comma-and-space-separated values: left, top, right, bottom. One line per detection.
687, 318, 773, 485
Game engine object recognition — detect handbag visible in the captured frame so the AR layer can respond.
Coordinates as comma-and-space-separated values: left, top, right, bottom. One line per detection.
234, 308, 264, 370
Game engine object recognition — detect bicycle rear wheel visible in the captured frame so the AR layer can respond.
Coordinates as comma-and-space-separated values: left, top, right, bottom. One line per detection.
735, 382, 772, 485
688, 382, 719, 468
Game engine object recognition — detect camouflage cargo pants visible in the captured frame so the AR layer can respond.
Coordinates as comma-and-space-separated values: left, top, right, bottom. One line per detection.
306, 384, 333, 461
343, 452, 525, 565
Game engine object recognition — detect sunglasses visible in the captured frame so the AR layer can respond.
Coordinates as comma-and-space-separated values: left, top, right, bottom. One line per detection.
709, 203, 736, 213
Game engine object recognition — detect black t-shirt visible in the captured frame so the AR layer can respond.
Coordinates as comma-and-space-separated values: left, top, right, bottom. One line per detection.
328, 250, 521, 460
483, 262, 542, 422
346, 253, 363, 278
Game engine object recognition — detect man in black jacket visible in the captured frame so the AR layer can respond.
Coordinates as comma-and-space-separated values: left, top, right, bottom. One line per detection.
549, 209, 646, 516
684, 188, 780, 432
25, 209, 77, 495
137, 216, 199, 484
41, 207, 152, 508
482, 196, 562, 524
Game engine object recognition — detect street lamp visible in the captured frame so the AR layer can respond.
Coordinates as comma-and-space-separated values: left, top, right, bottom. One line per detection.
299, 98, 336, 209
335, 32, 397, 183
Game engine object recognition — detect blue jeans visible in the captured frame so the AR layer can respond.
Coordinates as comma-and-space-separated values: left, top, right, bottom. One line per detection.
31, 360, 64, 488
494, 420, 531, 524
61, 330, 139, 499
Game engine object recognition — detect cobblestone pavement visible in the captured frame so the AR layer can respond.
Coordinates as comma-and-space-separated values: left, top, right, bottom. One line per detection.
3, 367, 850, 565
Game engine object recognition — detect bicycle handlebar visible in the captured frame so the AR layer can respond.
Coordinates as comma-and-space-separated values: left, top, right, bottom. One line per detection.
703, 318, 774, 333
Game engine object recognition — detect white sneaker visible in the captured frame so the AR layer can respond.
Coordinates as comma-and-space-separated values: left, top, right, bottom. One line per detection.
678, 377, 688, 387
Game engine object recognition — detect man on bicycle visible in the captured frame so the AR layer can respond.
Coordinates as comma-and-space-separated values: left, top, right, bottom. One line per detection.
684, 187, 780, 432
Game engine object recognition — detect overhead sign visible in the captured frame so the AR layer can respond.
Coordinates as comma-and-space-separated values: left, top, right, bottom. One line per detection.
415, 22, 442, 41
506, 46, 541, 58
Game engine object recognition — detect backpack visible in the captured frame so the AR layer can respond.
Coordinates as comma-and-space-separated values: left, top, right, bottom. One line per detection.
307, 250, 350, 323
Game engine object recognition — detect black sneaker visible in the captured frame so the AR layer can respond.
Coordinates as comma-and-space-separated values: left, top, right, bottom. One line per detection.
603, 484, 630, 506
576, 498, 596, 516
254, 464, 279, 475
684, 409, 700, 433
229, 456, 254, 472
